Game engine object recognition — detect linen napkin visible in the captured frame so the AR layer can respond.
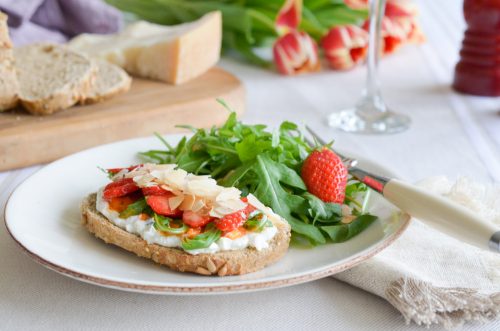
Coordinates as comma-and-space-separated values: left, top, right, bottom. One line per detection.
0, 0, 122, 46
335, 177, 500, 329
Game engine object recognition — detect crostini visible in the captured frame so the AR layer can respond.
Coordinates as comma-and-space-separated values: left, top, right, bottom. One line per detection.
81, 163, 291, 276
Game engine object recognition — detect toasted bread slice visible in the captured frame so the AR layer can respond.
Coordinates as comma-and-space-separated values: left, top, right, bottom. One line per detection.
81, 59, 131, 105
14, 43, 95, 115
81, 193, 291, 276
0, 12, 19, 111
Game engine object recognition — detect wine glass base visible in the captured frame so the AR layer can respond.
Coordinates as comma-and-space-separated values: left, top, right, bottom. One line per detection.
328, 108, 411, 134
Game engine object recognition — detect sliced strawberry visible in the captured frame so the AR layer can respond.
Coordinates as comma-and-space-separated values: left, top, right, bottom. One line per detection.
107, 164, 142, 175
214, 210, 248, 232
182, 210, 212, 228
240, 197, 257, 215
142, 186, 171, 196
244, 202, 257, 215
146, 195, 182, 217
103, 178, 140, 200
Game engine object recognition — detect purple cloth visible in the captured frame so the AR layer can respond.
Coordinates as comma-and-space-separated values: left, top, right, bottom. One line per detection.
0, 0, 122, 46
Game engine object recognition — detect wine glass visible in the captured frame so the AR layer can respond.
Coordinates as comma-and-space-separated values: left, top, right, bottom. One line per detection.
327, 0, 410, 134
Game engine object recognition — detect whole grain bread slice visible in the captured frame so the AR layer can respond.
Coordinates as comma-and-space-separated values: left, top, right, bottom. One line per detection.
0, 12, 19, 111
81, 193, 291, 276
14, 43, 95, 115
81, 59, 131, 105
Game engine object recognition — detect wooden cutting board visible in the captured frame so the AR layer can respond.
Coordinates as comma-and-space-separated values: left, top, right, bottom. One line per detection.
0, 67, 245, 171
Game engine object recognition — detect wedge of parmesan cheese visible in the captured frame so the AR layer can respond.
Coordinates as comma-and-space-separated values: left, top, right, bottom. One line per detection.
68, 11, 221, 85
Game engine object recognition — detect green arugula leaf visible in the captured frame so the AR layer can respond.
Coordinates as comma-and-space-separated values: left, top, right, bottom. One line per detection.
153, 214, 188, 235
119, 198, 148, 219
253, 154, 325, 244
321, 215, 377, 243
302, 193, 342, 224
182, 223, 222, 250
244, 211, 271, 232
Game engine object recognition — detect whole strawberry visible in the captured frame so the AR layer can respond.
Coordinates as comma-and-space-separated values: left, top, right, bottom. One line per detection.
301, 148, 348, 203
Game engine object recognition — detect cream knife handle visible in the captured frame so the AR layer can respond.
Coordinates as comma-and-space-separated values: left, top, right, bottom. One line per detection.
383, 179, 500, 252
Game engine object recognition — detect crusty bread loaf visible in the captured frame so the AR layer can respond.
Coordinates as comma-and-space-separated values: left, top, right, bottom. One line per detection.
69, 11, 221, 85
81, 59, 131, 105
81, 193, 291, 276
14, 43, 95, 115
0, 12, 19, 111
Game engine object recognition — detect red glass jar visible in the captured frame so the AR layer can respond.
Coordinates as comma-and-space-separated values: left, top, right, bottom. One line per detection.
453, 0, 500, 96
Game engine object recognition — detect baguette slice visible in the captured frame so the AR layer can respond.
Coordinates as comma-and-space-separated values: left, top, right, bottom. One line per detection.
0, 11, 19, 111
81, 193, 291, 276
14, 43, 95, 115
68, 11, 221, 85
81, 59, 131, 105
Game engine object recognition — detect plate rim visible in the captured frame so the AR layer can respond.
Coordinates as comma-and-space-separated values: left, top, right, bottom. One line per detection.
4, 135, 412, 295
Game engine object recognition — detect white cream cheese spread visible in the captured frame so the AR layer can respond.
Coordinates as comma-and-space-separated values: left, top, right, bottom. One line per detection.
96, 189, 278, 255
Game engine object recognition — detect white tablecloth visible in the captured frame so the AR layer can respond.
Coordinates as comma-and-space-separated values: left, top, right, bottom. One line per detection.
2, 0, 499, 330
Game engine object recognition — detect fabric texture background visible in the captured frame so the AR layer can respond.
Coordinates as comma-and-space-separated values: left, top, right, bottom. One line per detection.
0, 0, 122, 45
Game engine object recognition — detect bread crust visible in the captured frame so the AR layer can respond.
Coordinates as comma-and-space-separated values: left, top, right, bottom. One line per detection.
81, 193, 291, 276
0, 12, 19, 111
80, 60, 131, 105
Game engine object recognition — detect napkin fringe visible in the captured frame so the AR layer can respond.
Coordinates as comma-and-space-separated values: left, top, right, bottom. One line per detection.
386, 277, 500, 329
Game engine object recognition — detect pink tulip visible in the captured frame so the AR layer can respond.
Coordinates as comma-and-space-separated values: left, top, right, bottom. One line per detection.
343, 0, 368, 10
362, 16, 408, 55
321, 25, 369, 70
275, 0, 302, 34
385, 0, 425, 43
273, 30, 321, 75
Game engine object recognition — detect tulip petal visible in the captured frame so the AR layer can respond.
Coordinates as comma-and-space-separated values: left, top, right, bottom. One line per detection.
273, 31, 320, 75
343, 0, 368, 10
276, 0, 302, 34
321, 25, 368, 70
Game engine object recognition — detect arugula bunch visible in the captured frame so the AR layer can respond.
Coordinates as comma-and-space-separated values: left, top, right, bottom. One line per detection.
141, 103, 376, 245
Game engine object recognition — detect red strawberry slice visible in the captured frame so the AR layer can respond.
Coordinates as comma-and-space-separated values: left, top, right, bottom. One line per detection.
107, 164, 142, 175
182, 210, 212, 228
142, 186, 171, 196
301, 147, 348, 203
214, 210, 248, 232
214, 199, 257, 232
103, 178, 140, 200
146, 195, 182, 217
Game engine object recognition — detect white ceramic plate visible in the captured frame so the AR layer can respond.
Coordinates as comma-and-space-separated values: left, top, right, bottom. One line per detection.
5, 135, 410, 295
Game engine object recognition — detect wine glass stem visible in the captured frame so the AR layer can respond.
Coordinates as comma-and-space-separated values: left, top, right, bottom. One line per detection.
361, 0, 387, 112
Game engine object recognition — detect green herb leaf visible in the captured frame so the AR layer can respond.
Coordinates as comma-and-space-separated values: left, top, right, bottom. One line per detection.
153, 214, 188, 234
321, 214, 377, 243
302, 193, 342, 224
253, 154, 325, 244
182, 223, 222, 250
119, 198, 148, 219
244, 211, 271, 232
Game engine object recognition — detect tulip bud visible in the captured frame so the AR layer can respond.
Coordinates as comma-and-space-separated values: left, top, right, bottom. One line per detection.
275, 0, 302, 34
362, 17, 407, 55
343, 0, 368, 10
273, 30, 321, 75
321, 25, 368, 70
385, 0, 425, 44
